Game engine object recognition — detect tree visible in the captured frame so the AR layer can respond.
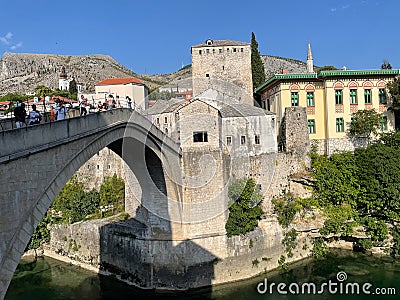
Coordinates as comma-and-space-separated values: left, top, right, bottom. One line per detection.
381, 60, 392, 69
387, 76, 400, 129
35, 85, 53, 97
251, 32, 265, 90
225, 178, 263, 237
51, 176, 100, 223
68, 79, 78, 100
347, 109, 382, 139
318, 66, 338, 71
99, 174, 125, 211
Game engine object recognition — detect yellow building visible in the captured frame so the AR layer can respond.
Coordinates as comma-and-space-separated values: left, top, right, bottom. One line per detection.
256, 69, 399, 155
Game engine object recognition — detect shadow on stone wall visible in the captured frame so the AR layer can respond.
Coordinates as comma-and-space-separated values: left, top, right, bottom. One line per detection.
98, 138, 216, 295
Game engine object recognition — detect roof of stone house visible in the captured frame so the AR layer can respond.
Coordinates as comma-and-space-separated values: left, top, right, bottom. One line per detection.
95, 77, 144, 86
192, 39, 249, 48
219, 103, 275, 117
144, 98, 185, 115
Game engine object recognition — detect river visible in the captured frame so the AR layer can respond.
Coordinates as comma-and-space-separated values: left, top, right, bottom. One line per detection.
5, 249, 400, 299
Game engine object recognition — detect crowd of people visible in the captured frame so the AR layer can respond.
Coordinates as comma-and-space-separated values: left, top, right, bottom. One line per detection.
12, 95, 135, 128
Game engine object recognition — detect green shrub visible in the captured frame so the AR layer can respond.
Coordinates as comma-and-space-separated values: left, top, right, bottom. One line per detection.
225, 178, 263, 237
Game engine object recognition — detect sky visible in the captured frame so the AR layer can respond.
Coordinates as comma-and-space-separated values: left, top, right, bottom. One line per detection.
0, 0, 398, 75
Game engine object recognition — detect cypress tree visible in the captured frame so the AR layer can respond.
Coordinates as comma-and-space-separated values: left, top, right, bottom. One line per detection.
251, 32, 265, 90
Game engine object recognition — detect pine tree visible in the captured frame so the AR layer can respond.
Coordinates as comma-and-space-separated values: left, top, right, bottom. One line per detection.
251, 32, 265, 90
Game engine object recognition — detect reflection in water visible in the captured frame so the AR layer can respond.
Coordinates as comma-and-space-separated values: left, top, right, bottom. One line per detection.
5, 250, 400, 300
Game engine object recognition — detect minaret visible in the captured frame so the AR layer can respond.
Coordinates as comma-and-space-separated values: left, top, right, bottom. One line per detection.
307, 42, 314, 73
59, 66, 69, 90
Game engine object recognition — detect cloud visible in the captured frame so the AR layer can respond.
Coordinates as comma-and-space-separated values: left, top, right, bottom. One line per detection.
0, 32, 13, 45
10, 42, 22, 50
330, 7, 337, 12
342, 4, 350, 9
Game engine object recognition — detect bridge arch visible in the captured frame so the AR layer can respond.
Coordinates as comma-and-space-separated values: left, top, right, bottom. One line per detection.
0, 109, 182, 298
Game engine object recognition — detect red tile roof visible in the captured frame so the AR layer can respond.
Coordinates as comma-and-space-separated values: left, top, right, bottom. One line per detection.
95, 77, 144, 86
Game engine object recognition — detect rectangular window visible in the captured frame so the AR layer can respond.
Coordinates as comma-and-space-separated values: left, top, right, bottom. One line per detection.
381, 116, 388, 131
308, 119, 316, 134
226, 136, 232, 145
350, 89, 357, 104
240, 135, 246, 145
205, 73, 210, 78
306, 92, 314, 107
156, 117, 160, 124
233, 48, 237, 52
206, 49, 210, 54
379, 89, 387, 104
291, 92, 299, 106
335, 90, 343, 105
255, 135, 260, 145
364, 89, 372, 104
241, 48, 244, 52
219, 48, 222, 53
193, 131, 208, 143
336, 117, 344, 132
199, 50, 202, 55
164, 117, 167, 123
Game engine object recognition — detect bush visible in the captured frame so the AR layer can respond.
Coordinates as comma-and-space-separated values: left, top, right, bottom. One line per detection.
225, 178, 263, 237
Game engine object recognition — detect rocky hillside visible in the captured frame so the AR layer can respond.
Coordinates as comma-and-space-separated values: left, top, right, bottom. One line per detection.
0, 52, 312, 96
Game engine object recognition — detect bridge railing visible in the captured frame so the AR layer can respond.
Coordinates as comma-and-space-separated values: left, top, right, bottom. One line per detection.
0, 108, 180, 163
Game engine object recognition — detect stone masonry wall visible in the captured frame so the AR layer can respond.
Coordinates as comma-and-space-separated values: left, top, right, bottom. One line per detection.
192, 43, 253, 105
48, 217, 313, 290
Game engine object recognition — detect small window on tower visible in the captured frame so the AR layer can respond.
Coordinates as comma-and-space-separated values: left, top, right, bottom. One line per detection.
199, 50, 202, 55
226, 136, 232, 145
206, 73, 210, 78
222, 66, 225, 70
219, 48, 222, 53
240, 135, 246, 145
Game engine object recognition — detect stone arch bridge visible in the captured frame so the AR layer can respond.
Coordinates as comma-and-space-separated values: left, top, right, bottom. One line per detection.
0, 109, 184, 298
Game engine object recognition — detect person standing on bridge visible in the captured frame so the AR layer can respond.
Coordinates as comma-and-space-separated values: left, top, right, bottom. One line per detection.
28, 104, 42, 125
79, 95, 87, 116
55, 101, 68, 121
14, 101, 27, 128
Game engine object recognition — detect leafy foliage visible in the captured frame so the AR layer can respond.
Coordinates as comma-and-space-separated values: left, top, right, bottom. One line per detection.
381, 60, 392, 69
272, 192, 300, 228
99, 174, 125, 212
52, 176, 100, 223
26, 214, 53, 250
347, 109, 382, 139
251, 32, 265, 89
311, 131, 400, 255
318, 65, 338, 71
225, 178, 264, 237
282, 229, 298, 258
387, 77, 400, 112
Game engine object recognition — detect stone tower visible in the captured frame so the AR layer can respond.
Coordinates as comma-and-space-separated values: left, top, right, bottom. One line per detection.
191, 39, 253, 105
306, 42, 314, 73
59, 66, 69, 90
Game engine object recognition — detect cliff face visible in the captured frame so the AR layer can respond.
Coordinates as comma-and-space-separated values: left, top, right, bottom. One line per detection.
0, 52, 312, 96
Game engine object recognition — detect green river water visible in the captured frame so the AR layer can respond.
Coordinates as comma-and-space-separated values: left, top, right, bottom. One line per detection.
5, 249, 400, 300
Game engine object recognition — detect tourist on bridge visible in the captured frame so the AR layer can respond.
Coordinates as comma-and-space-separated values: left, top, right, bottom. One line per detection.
28, 104, 42, 125
55, 100, 68, 121
50, 106, 55, 121
14, 101, 27, 128
79, 95, 88, 116
125, 96, 132, 109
